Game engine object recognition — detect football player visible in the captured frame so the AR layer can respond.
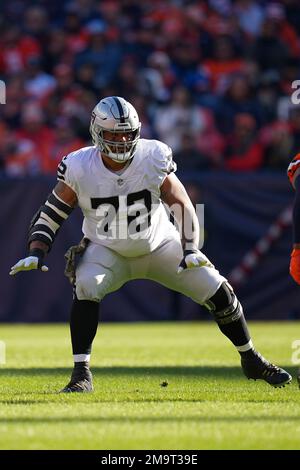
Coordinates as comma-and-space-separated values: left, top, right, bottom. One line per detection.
10, 97, 291, 392
287, 154, 300, 387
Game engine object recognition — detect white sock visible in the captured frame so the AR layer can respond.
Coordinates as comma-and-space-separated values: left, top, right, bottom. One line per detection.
235, 339, 254, 353
73, 354, 90, 363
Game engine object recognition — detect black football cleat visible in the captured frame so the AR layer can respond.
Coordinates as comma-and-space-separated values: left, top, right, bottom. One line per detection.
297, 369, 300, 389
241, 351, 292, 388
60, 362, 93, 393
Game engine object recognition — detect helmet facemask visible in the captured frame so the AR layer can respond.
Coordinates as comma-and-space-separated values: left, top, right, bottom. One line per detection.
97, 126, 140, 162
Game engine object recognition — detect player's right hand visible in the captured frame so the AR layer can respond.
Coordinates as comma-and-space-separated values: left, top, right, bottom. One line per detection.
290, 248, 300, 284
9, 256, 49, 276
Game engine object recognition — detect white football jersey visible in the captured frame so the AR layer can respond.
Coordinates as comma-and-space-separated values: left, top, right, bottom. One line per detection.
57, 139, 178, 257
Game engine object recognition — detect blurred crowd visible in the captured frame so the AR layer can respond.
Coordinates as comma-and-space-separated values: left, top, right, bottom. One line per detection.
1, 0, 300, 176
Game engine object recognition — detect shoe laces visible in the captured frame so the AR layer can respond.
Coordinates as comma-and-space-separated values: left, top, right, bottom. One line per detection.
255, 351, 280, 375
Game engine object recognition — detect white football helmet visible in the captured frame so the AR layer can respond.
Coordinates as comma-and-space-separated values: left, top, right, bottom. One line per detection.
90, 96, 141, 162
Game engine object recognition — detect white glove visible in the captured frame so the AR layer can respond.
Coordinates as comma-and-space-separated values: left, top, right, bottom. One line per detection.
9, 256, 49, 276
177, 249, 214, 274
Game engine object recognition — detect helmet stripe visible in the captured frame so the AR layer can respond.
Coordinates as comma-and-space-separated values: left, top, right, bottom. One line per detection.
112, 96, 125, 123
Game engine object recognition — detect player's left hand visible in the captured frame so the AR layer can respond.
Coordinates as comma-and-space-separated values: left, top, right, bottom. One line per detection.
290, 248, 300, 284
177, 249, 214, 274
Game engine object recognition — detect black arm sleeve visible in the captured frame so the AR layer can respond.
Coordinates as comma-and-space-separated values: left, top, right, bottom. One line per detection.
28, 191, 74, 251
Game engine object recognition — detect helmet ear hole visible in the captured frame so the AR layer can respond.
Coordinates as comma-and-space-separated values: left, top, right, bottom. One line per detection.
90, 96, 141, 162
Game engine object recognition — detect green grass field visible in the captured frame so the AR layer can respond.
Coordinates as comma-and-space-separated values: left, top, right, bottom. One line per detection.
0, 322, 300, 450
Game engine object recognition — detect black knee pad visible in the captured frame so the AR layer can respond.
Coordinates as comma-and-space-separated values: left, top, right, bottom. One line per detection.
204, 282, 242, 324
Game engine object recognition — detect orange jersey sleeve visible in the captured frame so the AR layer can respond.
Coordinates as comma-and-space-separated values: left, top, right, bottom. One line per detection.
287, 153, 300, 188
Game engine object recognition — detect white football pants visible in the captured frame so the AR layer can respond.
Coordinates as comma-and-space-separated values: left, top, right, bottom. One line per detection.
75, 234, 227, 304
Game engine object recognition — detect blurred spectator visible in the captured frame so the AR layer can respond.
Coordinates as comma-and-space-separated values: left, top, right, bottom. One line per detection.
195, 109, 225, 167
154, 86, 206, 153
171, 41, 202, 87
256, 70, 280, 124
139, 51, 175, 103
130, 95, 154, 140
284, 0, 300, 35
64, 9, 89, 54
45, 117, 84, 173
265, 3, 300, 58
75, 63, 98, 95
25, 56, 56, 101
58, 86, 96, 141
251, 16, 289, 72
75, 19, 121, 89
43, 29, 72, 75
98, 0, 123, 41
216, 73, 262, 134
24, 6, 49, 46
261, 121, 293, 169
234, 0, 264, 38
174, 132, 210, 171
3, 133, 40, 177
112, 59, 140, 98
45, 64, 78, 121
0, 25, 40, 74
224, 113, 263, 171
203, 35, 245, 93
17, 103, 55, 172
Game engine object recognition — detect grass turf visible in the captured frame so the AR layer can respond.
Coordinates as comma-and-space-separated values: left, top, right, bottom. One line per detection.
0, 321, 299, 450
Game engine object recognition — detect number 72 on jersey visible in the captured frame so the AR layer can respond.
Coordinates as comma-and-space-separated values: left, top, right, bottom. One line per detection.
91, 189, 152, 240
